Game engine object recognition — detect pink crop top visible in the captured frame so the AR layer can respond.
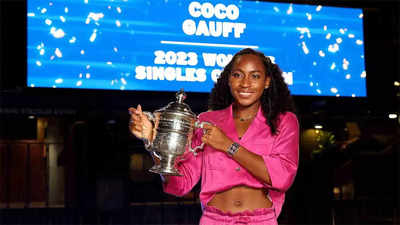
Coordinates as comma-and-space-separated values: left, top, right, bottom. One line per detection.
162, 104, 299, 217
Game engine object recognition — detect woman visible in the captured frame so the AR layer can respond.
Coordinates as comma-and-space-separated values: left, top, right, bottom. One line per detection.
129, 48, 299, 225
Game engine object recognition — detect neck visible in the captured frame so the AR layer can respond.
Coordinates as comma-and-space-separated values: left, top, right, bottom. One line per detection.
232, 103, 260, 121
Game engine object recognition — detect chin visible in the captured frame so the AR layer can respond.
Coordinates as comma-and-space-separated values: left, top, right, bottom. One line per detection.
235, 99, 259, 107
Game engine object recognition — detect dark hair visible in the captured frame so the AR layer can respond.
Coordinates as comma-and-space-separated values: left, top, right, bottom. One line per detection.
208, 48, 296, 134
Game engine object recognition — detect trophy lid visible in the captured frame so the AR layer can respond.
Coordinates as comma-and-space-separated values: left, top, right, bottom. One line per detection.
155, 89, 196, 117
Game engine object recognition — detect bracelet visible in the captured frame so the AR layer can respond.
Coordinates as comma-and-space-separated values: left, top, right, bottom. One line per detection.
227, 142, 240, 157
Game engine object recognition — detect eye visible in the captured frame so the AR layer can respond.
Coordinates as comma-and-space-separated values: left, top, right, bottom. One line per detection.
231, 72, 242, 78
251, 74, 261, 79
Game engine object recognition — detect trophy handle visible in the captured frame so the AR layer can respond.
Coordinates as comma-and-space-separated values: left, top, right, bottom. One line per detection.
152, 151, 162, 160
141, 111, 159, 151
188, 121, 212, 156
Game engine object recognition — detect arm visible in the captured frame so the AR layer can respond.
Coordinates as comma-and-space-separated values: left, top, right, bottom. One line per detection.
260, 113, 299, 191
230, 145, 272, 185
202, 112, 299, 192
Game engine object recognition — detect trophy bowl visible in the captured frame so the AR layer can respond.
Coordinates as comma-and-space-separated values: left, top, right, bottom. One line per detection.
144, 89, 207, 176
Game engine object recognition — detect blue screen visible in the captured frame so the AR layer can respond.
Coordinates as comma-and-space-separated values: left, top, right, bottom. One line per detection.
27, 0, 366, 97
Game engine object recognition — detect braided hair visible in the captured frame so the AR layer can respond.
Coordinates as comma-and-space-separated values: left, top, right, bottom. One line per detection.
208, 48, 296, 135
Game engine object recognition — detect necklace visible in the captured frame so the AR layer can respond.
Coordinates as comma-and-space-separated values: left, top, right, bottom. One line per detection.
234, 114, 256, 122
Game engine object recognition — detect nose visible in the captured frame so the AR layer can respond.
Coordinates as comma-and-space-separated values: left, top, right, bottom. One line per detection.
239, 75, 251, 87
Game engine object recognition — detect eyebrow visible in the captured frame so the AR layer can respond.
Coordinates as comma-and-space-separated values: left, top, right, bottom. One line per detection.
231, 68, 263, 74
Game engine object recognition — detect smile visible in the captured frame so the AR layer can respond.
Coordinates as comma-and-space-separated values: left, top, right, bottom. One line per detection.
238, 91, 254, 97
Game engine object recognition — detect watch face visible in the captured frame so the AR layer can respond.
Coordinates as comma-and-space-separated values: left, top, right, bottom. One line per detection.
228, 142, 240, 157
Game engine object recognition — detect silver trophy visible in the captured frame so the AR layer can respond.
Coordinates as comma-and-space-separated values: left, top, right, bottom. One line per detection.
143, 89, 209, 176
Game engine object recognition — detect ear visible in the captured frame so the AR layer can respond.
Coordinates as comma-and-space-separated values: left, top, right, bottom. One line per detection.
264, 76, 271, 88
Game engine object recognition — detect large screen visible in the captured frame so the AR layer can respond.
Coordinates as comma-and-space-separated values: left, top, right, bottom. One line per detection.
27, 0, 366, 97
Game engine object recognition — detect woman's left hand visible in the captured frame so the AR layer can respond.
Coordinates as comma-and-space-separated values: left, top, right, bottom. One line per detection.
201, 123, 233, 152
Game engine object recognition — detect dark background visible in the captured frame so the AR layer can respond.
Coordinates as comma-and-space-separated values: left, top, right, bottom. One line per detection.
1, 0, 399, 114
1, 0, 398, 149
1, 0, 399, 224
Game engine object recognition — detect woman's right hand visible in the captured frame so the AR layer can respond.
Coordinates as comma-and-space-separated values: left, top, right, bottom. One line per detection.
128, 104, 153, 141
129, 105, 162, 166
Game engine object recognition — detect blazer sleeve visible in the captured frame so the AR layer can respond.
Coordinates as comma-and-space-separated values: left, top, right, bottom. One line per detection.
162, 127, 203, 197
262, 112, 299, 192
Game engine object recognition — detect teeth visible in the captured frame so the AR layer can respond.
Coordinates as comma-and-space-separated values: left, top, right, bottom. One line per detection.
239, 92, 252, 96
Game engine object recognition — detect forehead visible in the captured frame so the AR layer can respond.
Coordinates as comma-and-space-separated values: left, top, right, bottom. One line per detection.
233, 54, 265, 69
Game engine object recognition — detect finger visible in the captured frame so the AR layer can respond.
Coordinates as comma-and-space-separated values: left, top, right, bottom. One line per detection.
137, 104, 143, 114
128, 107, 137, 115
202, 123, 212, 130
129, 106, 143, 116
138, 105, 151, 122
202, 125, 214, 136
201, 135, 207, 143
132, 123, 144, 133
130, 114, 142, 123
154, 112, 160, 124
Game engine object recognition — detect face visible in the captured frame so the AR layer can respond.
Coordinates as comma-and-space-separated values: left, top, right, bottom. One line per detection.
228, 54, 270, 109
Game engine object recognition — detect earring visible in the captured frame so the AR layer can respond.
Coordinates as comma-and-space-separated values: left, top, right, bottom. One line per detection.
264, 86, 269, 89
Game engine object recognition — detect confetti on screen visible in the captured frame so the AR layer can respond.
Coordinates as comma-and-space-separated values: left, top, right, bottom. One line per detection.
27, 0, 366, 97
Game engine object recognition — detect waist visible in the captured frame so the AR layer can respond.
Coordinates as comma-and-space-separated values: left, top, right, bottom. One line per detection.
204, 205, 275, 216
207, 186, 272, 213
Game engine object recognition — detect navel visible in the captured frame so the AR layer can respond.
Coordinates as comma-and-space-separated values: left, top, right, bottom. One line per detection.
233, 200, 243, 207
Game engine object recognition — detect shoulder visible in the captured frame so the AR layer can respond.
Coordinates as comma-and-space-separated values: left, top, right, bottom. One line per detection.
279, 111, 298, 121
278, 111, 299, 130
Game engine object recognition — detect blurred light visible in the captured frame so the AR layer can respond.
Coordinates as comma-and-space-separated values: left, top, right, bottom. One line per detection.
107, 119, 116, 124
388, 113, 398, 119
333, 186, 341, 200
28, 115, 35, 119
130, 154, 143, 171
314, 124, 323, 129
394, 81, 400, 86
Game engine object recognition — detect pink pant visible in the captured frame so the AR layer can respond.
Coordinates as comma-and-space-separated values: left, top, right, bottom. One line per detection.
199, 206, 278, 225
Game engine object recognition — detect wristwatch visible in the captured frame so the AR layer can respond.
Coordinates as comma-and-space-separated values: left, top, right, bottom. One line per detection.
227, 142, 240, 157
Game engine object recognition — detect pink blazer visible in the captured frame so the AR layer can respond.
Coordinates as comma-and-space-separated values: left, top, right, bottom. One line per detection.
163, 104, 299, 217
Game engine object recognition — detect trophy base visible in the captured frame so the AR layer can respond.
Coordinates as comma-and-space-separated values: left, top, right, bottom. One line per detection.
149, 164, 182, 176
